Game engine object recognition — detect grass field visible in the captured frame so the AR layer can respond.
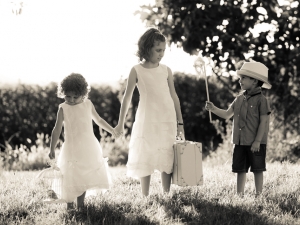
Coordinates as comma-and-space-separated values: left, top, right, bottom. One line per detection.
1, 161, 300, 225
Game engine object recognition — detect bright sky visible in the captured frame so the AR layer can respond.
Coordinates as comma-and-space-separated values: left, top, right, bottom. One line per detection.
0, 0, 197, 87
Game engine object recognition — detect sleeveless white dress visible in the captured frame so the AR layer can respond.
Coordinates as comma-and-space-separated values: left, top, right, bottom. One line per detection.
53, 99, 111, 203
127, 64, 177, 178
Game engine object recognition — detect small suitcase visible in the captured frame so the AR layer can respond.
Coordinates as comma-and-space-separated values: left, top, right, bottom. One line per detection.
172, 141, 203, 186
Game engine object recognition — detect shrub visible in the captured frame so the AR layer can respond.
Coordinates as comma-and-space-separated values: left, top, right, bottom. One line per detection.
205, 119, 233, 166
0, 132, 129, 171
100, 130, 129, 167
267, 114, 300, 163
0, 133, 61, 171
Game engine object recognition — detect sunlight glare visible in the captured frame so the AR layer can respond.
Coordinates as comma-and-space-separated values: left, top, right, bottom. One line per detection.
0, 0, 203, 86
0, 0, 151, 86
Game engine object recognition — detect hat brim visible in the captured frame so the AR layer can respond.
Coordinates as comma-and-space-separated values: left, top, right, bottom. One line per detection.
236, 70, 272, 89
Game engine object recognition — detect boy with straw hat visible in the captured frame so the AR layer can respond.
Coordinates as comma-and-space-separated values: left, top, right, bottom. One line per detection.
205, 60, 271, 196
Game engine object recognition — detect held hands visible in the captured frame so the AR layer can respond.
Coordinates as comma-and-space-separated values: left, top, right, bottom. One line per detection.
113, 124, 124, 139
205, 101, 215, 111
113, 129, 123, 139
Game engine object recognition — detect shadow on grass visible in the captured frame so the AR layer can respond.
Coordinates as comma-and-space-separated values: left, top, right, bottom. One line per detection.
0, 208, 30, 225
63, 201, 156, 225
153, 190, 281, 225
266, 190, 300, 219
264, 176, 300, 219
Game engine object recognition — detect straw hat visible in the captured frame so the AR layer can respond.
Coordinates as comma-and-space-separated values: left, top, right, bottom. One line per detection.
236, 61, 272, 89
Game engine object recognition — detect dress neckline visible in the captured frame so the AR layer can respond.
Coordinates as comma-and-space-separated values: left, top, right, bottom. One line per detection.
139, 63, 160, 69
64, 99, 86, 107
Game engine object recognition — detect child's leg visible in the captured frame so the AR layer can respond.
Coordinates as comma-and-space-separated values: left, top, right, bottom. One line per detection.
77, 191, 86, 210
232, 145, 249, 195
161, 172, 172, 193
254, 172, 263, 195
237, 172, 246, 194
250, 144, 266, 195
141, 175, 151, 196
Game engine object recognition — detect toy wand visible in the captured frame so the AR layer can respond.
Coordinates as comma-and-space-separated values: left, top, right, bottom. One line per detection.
194, 57, 212, 123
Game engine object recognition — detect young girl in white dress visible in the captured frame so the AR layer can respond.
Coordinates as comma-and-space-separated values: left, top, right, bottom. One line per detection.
115, 27, 185, 196
49, 73, 115, 210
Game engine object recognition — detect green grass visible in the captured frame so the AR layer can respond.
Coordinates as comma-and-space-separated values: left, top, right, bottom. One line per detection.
1, 161, 300, 225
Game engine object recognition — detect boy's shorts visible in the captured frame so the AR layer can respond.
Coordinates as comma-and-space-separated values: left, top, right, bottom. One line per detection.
232, 144, 266, 173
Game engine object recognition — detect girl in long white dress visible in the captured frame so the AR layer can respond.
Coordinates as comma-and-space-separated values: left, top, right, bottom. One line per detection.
115, 27, 185, 196
49, 73, 116, 210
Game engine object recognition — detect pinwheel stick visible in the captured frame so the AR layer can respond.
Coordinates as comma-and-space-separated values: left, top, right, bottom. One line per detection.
202, 63, 212, 123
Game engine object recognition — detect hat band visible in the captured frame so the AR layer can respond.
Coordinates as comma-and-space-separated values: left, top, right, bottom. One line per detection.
241, 69, 268, 80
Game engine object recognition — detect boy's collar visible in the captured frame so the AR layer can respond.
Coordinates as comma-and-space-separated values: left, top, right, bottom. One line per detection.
243, 87, 261, 99
243, 87, 262, 98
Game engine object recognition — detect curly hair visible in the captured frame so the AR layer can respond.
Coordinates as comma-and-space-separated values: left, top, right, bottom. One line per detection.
136, 27, 166, 62
57, 73, 90, 99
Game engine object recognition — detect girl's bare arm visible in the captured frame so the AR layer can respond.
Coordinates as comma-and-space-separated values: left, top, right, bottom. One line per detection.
91, 103, 115, 135
115, 67, 137, 134
167, 67, 185, 138
49, 107, 64, 159
167, 67, 183, 123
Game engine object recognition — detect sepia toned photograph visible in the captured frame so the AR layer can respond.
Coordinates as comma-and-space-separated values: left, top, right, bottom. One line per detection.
0, 0, 299, 224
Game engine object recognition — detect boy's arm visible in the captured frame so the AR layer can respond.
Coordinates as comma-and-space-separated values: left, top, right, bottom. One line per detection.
206, 101, 234, 120
91, 103, 115, 136
49, 107, 64, 159
115, 67, 137, 134
251, 114, 269, 152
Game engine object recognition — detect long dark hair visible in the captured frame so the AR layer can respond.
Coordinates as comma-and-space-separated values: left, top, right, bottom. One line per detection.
136, 27, 166, 62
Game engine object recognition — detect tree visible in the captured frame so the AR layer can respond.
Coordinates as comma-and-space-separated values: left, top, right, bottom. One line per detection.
251, 1, 300, 136
137, 0, 300, 137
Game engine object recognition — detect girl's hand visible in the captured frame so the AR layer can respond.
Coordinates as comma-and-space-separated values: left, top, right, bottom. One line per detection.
110, 128, 116, 139
114, 124, 124, 139
177, 125, 185, 141
112, 128, 122, 139
49, 150, 55, 160
205, 101, 215, 111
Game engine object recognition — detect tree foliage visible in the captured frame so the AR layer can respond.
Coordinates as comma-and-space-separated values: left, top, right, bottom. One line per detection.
137, 0, 300, 136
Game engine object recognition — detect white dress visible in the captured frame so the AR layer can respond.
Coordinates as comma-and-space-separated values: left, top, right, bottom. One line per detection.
127, 64, 177, 178
53, 99, 110, 202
